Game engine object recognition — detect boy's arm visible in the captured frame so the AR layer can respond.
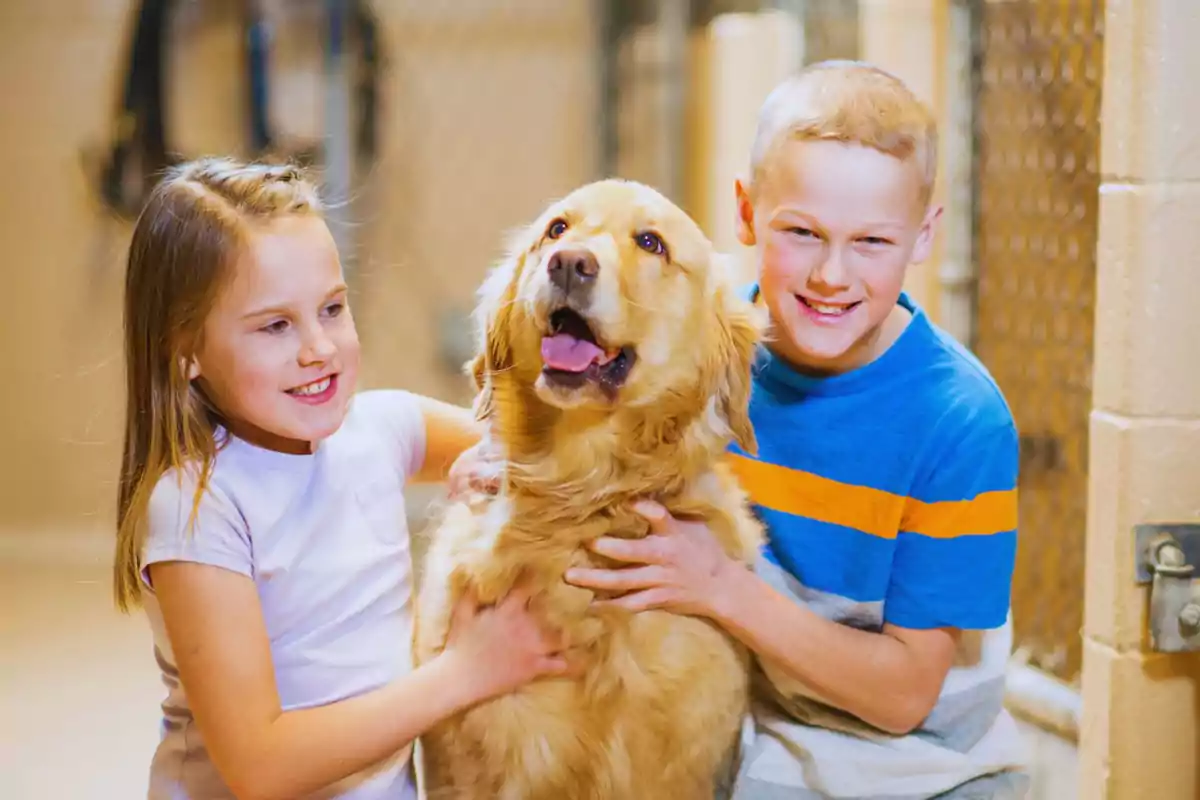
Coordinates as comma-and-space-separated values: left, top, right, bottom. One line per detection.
568, 420, 1019, 735
572, 507, 958, 734
711, 566, 959, 734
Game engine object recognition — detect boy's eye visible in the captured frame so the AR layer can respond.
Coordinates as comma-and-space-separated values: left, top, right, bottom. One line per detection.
861, 236, 894, 246
787, 227, 818, 239
324, 301, 345, 317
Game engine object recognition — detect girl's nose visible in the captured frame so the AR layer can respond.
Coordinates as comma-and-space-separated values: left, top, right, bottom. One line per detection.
300, 328, 337, 365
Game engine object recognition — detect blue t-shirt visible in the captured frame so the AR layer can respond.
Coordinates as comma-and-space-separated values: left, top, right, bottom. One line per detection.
728, 289, 1028, 798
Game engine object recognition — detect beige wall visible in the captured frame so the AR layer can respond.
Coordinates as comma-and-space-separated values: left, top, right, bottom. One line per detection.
691, 10, 803, 286
858, 0, 946, 321
1080, 0, 1200, 796
0, 1, 597, 538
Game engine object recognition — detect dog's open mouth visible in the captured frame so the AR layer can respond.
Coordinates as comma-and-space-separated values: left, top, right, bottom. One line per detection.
540, 308, 636, 391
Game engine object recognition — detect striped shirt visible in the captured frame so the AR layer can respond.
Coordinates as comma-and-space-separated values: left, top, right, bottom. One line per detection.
727, 289, 1029, 799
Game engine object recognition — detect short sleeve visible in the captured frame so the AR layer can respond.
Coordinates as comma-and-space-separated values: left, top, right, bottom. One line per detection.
351, 390, 428, 481
140, 470, 253, 592
885, 419, 1019, 631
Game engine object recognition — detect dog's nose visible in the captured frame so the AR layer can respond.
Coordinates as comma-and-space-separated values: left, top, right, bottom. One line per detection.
547, 249, 599, 293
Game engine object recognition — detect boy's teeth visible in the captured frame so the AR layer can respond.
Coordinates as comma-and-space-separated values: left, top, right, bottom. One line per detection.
292, 377, 331, 396
804, 298, 852, 315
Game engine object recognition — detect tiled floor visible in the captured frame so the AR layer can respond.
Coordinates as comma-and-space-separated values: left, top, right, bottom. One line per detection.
1, 536, 1078, 799
2, 560, 163, 799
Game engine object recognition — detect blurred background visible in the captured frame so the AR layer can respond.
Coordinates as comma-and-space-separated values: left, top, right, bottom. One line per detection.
1, 1, 1197, 798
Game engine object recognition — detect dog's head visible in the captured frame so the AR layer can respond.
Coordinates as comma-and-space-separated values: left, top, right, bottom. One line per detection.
470, 179, 764, 454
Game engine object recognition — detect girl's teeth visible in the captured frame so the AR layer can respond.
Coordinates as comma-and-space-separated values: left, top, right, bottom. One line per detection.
293, 377, 331, 396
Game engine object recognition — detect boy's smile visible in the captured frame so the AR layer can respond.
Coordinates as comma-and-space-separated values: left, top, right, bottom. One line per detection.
737, 138, 941, 376
796, 294, 862, 321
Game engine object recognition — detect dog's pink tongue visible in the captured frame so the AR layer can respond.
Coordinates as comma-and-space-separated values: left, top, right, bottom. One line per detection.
541, 334, 604, 373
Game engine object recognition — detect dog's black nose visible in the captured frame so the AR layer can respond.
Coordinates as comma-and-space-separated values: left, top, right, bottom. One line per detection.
547, 249, 599, 294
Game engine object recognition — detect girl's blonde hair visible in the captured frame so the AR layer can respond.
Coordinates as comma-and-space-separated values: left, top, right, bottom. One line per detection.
114, 157, 323, 612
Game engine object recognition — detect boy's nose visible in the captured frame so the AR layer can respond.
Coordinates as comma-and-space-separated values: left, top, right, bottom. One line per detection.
811, 249, 851, 289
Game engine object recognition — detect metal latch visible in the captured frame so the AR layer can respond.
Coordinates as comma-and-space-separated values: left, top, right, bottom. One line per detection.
1134, 524, 1200, 653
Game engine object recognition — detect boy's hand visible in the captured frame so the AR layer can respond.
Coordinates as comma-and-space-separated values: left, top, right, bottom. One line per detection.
564, 501, 737, 618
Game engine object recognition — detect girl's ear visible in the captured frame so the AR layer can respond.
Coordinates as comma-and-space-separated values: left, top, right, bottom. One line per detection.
182, 356, 201, 381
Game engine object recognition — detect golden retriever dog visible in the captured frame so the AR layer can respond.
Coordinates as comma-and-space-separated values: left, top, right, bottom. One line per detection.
413, 179, 767, 800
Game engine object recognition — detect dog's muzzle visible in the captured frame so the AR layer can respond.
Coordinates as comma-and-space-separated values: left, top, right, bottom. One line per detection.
547, 248, 599, 305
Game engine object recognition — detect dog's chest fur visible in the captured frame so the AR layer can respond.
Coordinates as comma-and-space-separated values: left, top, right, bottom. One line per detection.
415, 464, 760, 800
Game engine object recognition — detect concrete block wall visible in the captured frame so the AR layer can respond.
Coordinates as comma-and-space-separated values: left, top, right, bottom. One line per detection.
858, 0, 946, 320
1079, 0, 1200, 796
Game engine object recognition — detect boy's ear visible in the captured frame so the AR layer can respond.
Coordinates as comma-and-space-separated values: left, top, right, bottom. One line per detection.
911, 204, 944, 265
735, 178, 757, 247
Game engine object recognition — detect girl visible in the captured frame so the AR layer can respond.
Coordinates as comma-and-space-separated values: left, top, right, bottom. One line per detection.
114, 157, 568, 800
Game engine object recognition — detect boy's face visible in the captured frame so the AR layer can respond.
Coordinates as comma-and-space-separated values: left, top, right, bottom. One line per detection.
737, 139, 940, 375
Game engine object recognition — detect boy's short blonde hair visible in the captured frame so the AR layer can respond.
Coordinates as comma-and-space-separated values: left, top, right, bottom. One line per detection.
749, 60, 938, 205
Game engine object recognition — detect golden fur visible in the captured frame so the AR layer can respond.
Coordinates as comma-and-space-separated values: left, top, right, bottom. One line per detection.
414, 179, 767, 800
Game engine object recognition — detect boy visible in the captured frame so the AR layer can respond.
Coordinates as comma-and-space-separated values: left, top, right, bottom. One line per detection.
562, 61, 1029, 798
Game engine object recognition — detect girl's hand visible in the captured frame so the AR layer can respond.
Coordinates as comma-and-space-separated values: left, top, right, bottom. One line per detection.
564, 501, 738, 618
446, 438, 503, 500
443, 579, 569, 702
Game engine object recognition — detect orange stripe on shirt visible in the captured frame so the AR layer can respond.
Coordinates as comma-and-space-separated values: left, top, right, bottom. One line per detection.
724, 453, 1018, 540
900, 489, 1018, 538
724, 453, 904, 539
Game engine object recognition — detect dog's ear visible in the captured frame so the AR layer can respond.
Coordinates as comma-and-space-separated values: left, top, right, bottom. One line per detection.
711, 280, 766, 455
464, 352, 491, 421
466, 244, 525, 422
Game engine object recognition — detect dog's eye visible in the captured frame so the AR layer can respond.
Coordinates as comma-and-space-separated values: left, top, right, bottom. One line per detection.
547, 218, 568, 240
634, 231, 667, 257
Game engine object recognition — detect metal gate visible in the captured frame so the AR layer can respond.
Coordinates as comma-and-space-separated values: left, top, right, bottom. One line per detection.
970, 0, 1105, 684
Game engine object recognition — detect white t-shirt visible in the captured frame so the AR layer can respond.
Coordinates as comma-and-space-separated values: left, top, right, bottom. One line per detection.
139, 390, 426, 800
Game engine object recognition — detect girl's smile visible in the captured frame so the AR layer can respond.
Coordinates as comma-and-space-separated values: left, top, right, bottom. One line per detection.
191, 214, 360, 454
287, 373, 339, 404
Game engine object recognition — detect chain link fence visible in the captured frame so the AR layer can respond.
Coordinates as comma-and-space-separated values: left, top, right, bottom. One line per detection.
969, 0, 1104, 685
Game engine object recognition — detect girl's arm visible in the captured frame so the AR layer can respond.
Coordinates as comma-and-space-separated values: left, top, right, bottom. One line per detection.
411, 394, 484, 483
151, 561, 565, 800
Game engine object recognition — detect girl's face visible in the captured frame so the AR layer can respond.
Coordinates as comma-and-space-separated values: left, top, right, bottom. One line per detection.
190, 215, 360, 454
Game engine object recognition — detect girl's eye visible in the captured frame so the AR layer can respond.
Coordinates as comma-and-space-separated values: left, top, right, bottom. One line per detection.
634, 231, 667, 257
324, 301, 345, 318
547, 218, 568, 240
262, 319, 289, 334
